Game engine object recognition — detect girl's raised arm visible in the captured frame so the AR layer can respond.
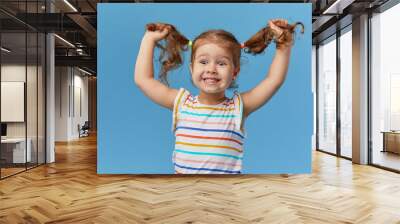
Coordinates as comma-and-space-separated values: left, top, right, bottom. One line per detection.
241, 20, 302, 117
134, 25, 179, 110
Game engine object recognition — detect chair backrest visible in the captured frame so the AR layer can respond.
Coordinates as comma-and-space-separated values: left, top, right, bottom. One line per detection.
82, 121, 90, 129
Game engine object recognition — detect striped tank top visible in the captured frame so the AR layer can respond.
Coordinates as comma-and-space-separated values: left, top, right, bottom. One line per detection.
172, 88, 245, 174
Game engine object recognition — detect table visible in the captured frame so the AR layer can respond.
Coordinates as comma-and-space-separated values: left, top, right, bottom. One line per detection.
1, 138, 32, 163
381, 131, 400, 154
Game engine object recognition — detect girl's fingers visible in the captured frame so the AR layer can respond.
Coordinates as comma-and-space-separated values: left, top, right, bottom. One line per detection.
161, 24, 172, 31
269, 21, 282, 33
270, 19, 288, 29
146, 23, 156, 31
148, 23, 170, 36
275, 19, 288, 28
154, 23, 167, 31
160, 28, 169, 36
268, 20, 284, 39
269, 21, 277, 29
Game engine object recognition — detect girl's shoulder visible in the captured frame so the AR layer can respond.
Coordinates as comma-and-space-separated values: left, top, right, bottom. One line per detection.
174, 87, 191, 101
232, 91, 243, 110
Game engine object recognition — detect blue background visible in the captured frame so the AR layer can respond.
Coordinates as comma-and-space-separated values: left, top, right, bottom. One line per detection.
98, 3, 312, 174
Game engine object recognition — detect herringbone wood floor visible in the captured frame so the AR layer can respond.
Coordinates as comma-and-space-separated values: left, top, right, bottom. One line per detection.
1, 134, 400, 224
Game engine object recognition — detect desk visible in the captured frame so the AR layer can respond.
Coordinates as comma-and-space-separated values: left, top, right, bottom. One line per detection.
1, 138, 31, 163
381, 131, 400, 154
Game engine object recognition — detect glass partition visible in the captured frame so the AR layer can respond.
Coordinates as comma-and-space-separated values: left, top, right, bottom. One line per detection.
0, 1, 46, 179
317, 35, 337, 155
371, 3, 400, 171
1, 31, 28, 177
339, 27, 352, 158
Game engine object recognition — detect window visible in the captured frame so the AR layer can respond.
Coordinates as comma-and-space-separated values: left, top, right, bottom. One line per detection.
339, 27, 352, 158
317, 35, 337, 154
371, 3, 400, 171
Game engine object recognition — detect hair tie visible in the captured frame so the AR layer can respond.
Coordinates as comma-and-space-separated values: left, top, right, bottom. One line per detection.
240, 43, 245, 49
188, 40, 193, 47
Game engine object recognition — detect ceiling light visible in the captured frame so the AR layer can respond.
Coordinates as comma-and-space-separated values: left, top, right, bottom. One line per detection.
54, 34, 75, 48
78, 67, 93, 76
63, 0, 78, 12
323, 0, 355, 15
1, 47, 11, 53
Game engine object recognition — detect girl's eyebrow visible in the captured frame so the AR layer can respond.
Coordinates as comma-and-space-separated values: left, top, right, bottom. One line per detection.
217, 56, 230, 60
196, 54, 209, 58
196, 54, 231, 60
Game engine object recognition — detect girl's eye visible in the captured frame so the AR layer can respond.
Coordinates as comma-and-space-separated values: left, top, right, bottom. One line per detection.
199, 60, 208, 64
217, 61, 227, 66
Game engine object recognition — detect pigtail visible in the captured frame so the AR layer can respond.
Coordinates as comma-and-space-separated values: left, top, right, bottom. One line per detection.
146, 23, 190, 85
243, 22, 304, 55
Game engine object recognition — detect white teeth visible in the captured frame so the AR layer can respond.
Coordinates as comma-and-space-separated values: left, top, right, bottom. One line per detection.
203, 78, 219, 84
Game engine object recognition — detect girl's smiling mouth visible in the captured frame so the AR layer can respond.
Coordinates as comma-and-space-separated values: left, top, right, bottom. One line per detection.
202, 77, 221, 85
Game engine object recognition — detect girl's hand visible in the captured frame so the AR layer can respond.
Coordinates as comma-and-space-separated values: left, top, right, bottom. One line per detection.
268, 19, 293, 49
268, 19, 288, 39
143, 23, 171, 43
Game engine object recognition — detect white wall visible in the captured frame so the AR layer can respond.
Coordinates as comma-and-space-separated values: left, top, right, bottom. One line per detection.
55, 67, 89, 141
55, 66, 69, 141
72, 73, 89, 138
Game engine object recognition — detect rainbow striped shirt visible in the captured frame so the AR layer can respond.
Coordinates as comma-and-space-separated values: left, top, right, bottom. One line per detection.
172, 88, 245, 174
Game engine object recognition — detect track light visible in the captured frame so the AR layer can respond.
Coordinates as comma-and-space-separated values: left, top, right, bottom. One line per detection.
54, 34, 75, 48
63, 0, 78, 12
78, 67, 93, 76
1, 47, 11, 53
322, 0, 354, 15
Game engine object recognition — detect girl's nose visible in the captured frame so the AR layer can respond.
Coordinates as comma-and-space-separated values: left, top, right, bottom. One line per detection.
206, 63, 217, 74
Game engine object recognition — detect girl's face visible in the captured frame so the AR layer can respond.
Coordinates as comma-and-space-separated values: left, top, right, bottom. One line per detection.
190, 43, 239, 94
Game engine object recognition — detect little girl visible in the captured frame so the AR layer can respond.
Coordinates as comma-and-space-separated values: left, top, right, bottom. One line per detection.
134, 20, 304, 174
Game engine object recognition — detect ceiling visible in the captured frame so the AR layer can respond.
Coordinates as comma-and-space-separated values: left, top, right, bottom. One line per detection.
0, 0, 393, 75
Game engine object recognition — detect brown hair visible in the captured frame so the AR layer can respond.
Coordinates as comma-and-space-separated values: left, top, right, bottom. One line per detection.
147, 21, 304, 87
243, 22, 304, 54
146, 23, 190, 85
191, 30, 242, 68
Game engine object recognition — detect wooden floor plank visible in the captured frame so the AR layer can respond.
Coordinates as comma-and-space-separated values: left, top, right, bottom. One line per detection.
0, 134, 400, 223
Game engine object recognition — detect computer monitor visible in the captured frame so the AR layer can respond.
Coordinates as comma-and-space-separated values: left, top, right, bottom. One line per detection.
1, 123, 7, 137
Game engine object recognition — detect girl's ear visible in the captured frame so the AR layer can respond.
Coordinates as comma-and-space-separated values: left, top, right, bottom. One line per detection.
233, 67, 240, 79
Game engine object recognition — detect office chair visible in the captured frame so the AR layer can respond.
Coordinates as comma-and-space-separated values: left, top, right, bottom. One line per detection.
79, 121, 90, 138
